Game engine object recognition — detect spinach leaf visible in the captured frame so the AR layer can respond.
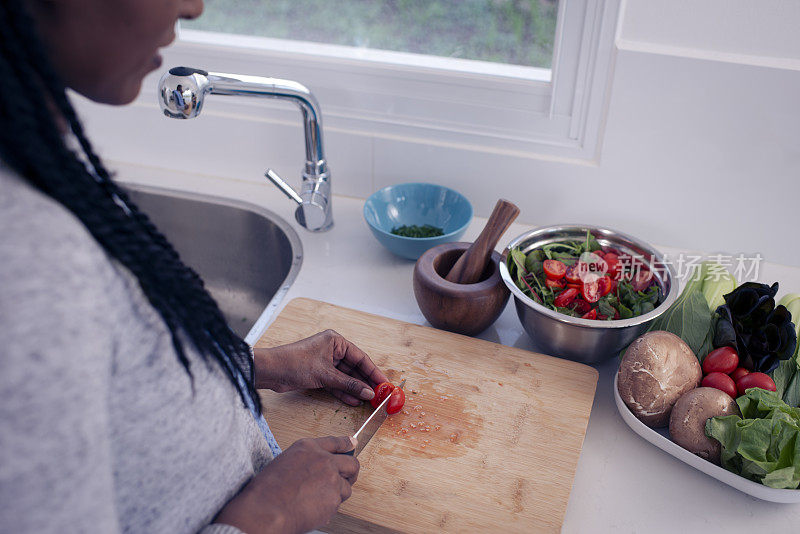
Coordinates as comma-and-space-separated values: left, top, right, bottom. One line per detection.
580, 230, 603, 254
549, 252, 578, 266
598, 297, 616, 318
524, 250, 544, 274
508, 249, 541, 302
618, 303, 634, 320
507, 249, 527, 286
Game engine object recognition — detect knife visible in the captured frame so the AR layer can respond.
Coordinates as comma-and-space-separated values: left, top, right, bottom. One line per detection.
345, 379, 405, 457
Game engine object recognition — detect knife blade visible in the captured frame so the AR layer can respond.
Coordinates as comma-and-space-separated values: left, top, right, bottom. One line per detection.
346, 379, 405, 457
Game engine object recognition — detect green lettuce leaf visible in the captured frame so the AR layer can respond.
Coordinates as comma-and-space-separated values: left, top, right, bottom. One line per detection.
706, 388, 800, 489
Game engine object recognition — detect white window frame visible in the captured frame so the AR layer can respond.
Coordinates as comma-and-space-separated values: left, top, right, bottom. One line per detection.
150, 0, 620, 163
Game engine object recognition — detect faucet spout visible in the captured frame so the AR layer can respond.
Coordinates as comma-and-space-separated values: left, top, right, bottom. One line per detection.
157, 66, 332, 231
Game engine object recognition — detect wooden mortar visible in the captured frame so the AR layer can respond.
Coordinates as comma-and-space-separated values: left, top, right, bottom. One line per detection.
413, 242, 510, 336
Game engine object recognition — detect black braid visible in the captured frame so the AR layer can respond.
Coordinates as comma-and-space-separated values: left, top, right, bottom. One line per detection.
0, 1, 262, 413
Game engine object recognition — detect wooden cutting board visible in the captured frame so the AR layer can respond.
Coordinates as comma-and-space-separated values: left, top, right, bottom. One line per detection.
255, 298, 598, 533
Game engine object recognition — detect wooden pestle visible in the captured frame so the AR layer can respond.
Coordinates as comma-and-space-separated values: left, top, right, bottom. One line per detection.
445, 199, 520, 284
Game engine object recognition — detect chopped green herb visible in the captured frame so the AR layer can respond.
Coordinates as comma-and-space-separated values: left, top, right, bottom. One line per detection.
391, 224, 445, 238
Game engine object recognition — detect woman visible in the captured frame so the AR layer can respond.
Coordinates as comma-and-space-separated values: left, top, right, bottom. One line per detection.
0, 1, 388, 532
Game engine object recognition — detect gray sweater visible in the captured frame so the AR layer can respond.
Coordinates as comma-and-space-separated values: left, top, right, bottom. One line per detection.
0, 165, 274, 533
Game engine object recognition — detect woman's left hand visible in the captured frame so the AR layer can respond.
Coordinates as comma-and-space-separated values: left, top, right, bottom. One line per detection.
253, 330, 389, 405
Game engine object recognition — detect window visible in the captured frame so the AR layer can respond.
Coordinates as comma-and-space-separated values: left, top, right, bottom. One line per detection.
135, 0, 618, 173
185, 0, 560, 70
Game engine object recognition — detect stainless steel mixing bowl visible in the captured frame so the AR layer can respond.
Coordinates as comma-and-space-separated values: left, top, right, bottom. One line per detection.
499, 224, 679, 364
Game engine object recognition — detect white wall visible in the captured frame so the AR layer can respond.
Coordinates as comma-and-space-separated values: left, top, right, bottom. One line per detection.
619, 0, 800, 68
75, 0, 800, 268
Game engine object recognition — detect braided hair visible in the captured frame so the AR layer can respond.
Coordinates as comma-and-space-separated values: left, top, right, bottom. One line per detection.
0, 1, 262, 413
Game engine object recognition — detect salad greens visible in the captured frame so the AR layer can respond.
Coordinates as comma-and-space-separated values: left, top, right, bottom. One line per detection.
706, 388, 800, 489
507, 231, 662, 321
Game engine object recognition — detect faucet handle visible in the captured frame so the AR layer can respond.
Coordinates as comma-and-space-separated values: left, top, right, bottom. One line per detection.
265, 169, 303, 205
265, 169, 331, 232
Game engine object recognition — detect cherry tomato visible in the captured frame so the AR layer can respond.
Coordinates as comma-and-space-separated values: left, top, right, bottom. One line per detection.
371, 382, 406, 413
701, 372, 737, 399
371, 382, 395, 409
575, 255, 606, 281
554, 287, 579, 307
730, 367, 750, 382
565, 265, 582, 284
736, 372, 777, 397
597, 276, 614, 297
582, 279, 600, 303
604, 253, 621, 279
566, 283, 582, 290
631, 269, 653, 291
581, 308, 597, 320
543, 260, 567, 280
545, 278, 566, 289
571, 298, 591, 315
594, 250, 605, 258
702, 347, 739, 375
386, 387, 405, 415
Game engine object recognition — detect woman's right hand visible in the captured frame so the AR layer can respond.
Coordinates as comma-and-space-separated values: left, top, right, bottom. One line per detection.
214, 435, 359, 534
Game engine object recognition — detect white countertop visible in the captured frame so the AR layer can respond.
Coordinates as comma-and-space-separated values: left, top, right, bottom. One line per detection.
119, 162, 800, 533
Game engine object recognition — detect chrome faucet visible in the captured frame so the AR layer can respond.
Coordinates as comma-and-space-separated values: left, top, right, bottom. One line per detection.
157, 66, 333, 232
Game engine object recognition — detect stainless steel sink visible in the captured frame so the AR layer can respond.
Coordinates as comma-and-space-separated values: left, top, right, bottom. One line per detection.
123, 183, 302, 344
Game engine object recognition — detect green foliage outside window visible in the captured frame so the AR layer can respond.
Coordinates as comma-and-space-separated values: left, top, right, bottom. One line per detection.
185, 0, 559, 68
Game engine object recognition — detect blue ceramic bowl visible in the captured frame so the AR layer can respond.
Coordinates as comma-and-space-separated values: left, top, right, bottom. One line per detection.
363, 183, 473, 260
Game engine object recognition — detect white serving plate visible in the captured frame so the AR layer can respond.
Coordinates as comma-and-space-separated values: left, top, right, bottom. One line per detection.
613, 374, 800, 503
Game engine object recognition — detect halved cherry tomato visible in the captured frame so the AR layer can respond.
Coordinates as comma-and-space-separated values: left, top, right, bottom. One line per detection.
604, 253, 621, 279
631, 269, 654, 292
543, 260, 567, 280
371, 382, 395, 409
702, 372, 737, 399
565, 265, 582, 284
371, 381, 406, 414
545, 278, 566, 290
386, 388, 405, 415
736, 372, 776, 397
730, 367, 750, 382
575, 255, 606, 281
582, 279, 600, 303
597, 276, 614, 297
581, 308, 597, 320
554, 287, 579, 307
702, 346, 739, 375
566, 283, 582, 290
571, 298, 591, 315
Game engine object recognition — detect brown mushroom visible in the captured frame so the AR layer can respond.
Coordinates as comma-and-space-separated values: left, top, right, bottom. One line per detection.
669, 387, 740, 464
617, 331, 702, 427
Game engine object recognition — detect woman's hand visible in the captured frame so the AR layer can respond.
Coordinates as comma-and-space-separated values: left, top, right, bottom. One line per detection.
254, 330, 389, 405
214, 435, 359, 534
